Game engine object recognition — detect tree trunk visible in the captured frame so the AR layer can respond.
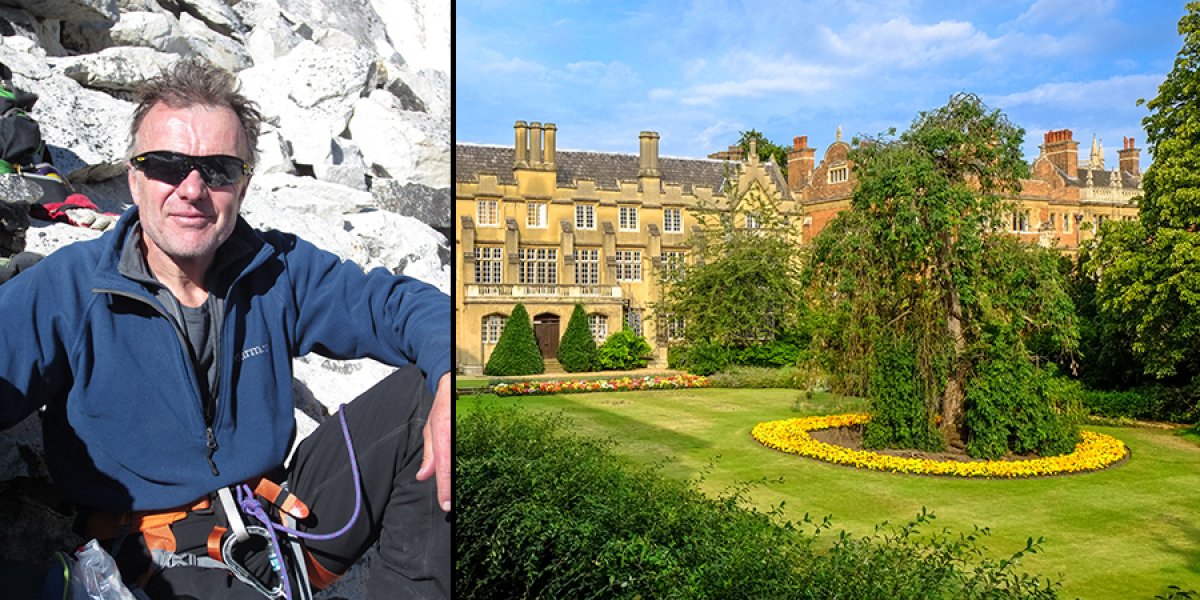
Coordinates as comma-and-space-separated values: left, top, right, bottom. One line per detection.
941, 286, 967, 448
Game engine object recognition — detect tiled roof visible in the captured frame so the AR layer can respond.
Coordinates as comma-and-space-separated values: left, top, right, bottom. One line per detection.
1047, 163, 1141, 189
456, 143, 787, 196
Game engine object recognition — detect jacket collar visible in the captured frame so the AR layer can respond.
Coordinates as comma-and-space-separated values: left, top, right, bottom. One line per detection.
92, 205, 273, 296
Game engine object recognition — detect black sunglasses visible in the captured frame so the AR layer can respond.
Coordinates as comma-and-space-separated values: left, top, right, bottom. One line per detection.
131, 151, 250, 187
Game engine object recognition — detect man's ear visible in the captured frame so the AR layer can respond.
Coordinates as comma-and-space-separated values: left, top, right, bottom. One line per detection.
237, 175, 252, 204
127, 163, 142, 207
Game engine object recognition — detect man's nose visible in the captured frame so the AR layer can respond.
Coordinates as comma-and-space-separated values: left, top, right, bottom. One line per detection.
175, 169, 208, 200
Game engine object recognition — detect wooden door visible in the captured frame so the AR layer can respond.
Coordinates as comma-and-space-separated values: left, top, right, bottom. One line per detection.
533, 313, 560, 358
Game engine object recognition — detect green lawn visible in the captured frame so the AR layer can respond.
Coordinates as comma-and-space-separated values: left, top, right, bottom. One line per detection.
457, 387, 1200, 600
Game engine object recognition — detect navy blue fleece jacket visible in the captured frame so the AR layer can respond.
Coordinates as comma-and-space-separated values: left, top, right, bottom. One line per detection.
0, 205, 451, 511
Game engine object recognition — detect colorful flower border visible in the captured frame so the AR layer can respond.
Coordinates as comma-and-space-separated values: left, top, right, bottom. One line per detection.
492, 374, 710, 397
752, 413, 1128, 478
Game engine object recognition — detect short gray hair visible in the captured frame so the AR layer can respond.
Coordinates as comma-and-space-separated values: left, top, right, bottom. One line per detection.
128, 58, 263, 166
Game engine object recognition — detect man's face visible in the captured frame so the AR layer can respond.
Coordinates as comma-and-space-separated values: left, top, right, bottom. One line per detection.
128, 103, 250, 266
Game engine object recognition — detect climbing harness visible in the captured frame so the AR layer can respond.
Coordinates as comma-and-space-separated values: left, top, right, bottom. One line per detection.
222, 404, 364, 599
84, 405, 363, 599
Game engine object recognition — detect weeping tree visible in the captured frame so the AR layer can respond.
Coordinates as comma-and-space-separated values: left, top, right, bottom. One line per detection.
808, 93, 1079, 456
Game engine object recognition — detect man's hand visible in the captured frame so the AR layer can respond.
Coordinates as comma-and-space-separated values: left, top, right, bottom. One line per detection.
417, 372, 452, 512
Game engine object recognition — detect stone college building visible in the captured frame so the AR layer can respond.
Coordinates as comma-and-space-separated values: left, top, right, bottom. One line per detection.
455, 121, 1143, 375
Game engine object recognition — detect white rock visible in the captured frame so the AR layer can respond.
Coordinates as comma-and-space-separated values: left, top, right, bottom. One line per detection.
348, 89, 448, 188
175, 0, 245, 38
3, 54, 132, 173
283, 43, 373, 110
292, 356, 398, 415
381, 60, 449, 120
24, 220, 105, 255
369, 0, 449, 73
56, 46, 179, 92
242, 13, 304, 65
270, 0, 389, 55
116, 0, 164, 11
254, 128, 295, 175
0, 36, 49, 73
241, 173, 372, 261
238, 41, 372, 167
178, 12, 253, 72
110, 11, 193, 54
343, 209, 449, 293
314, 136, 369, 190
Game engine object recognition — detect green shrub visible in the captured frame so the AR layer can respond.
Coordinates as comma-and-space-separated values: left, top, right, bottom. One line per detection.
557, 304, 598, 373
708, 366, 811, 389
963, 334, 1079, 460
735, 339, 803, 368
1080, 385, 1199, 423
597, 328, 652, 371
456, 407, 1061, 599
673, 340, 734, 375
484, 304, 544, 376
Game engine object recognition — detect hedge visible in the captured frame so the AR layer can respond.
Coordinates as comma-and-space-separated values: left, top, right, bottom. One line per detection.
457, 408, 1061, 599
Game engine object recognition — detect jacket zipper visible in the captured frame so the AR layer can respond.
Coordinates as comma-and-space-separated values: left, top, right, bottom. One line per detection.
95, 287, 222, 476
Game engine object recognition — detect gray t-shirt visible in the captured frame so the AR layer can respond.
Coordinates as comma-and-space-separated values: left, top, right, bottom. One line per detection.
179, 299, 217, 410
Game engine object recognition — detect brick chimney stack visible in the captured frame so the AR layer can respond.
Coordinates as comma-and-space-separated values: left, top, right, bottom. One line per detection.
787, 135, 816, 191
638, 131, 661, 177
1042, 129, 1079, 179
1118, 136, 1140, 176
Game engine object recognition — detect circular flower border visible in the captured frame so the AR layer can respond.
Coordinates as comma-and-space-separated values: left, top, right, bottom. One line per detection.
752, 413, 1129, 478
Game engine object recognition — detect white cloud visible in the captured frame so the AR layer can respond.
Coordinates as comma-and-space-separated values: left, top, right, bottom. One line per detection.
988, 74, 1164, 109
821, 17, 999, 68
562, 60, 640, 87
650, 51, 852, 107
485, 55, 549, 75
1016, 0, 1118, 26
691, 119, 745, 154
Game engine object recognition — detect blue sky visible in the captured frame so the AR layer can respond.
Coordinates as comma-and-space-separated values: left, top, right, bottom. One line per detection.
455, 0, 1187, 166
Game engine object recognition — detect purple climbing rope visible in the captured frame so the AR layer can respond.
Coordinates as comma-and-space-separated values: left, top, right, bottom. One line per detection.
236, 404, 363, 599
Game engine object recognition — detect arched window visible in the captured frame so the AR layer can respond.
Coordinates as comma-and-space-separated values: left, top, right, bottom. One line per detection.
482, 314, 507, 345
588, 313, 608, 343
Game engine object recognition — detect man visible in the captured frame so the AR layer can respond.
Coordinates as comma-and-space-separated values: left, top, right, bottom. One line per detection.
0, 59, 450, 598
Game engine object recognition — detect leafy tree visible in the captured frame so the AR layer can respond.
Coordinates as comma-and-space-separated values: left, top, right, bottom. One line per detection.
557, 303, 598, 372
597, 328, 652, 371
1085, 3, 1200, 384
809, 93, 1079, 456
484, 304, 544, 376
736, 129, 789, 177
656, 164, 805, 349
1069, 245, 1144, 389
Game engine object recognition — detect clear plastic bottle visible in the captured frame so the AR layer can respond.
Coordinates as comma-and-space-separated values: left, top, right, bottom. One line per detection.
71, 539, 137, 600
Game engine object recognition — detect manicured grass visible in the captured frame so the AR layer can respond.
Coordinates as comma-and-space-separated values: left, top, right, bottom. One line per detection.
457, 388, 1200, 599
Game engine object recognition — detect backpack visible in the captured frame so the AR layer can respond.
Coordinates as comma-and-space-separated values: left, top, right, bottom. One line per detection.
0, 79, 46, 173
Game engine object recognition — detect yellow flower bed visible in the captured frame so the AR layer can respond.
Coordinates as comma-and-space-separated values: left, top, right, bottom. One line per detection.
752, 413, 1128, 477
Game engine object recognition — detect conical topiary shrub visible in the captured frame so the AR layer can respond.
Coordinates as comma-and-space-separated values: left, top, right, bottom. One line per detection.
557, 304, 598, 372
485, 304, 544, 376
